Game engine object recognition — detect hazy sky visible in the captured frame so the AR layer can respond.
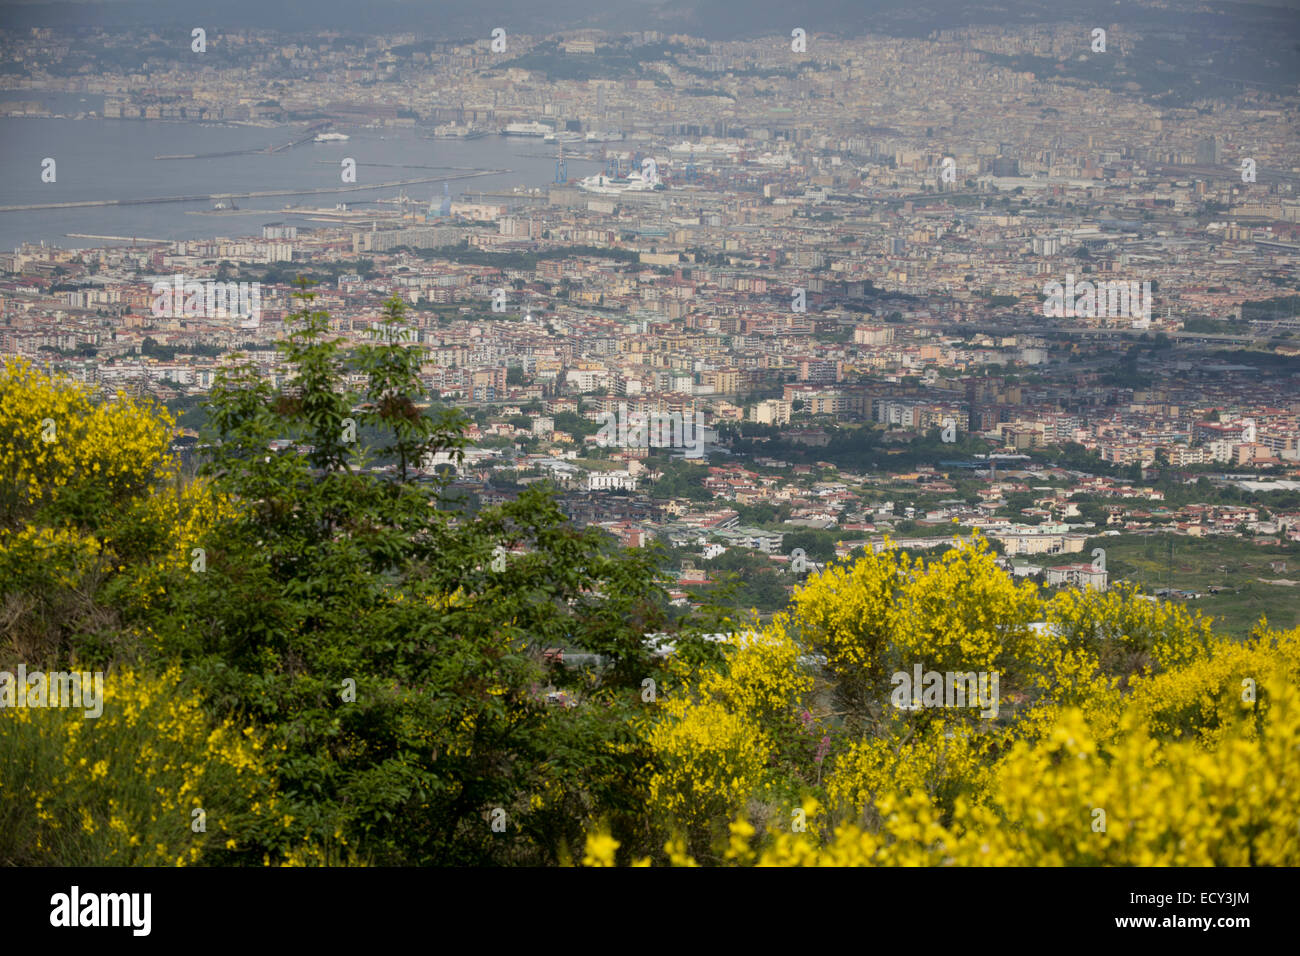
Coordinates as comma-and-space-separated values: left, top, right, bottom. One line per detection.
0, 0, 1297, 48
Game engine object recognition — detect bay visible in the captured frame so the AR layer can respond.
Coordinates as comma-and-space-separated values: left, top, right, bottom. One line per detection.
0, 115, 606, 249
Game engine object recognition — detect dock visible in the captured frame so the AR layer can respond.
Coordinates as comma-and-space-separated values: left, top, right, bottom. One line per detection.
154, 121, 332, 160
0, 170, 509, 214
65, 234, 171, 243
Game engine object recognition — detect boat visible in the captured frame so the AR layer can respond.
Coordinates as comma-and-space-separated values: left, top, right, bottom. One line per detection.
314, 132, 350, 142
432, 123, 490, 140
577, 170, 659, 195
212, 199, 239, 210
501, 121, 552, 137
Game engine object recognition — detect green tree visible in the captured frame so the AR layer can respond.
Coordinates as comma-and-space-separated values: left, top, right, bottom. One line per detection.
354, 294, 465, 481
163, 283, 708, 864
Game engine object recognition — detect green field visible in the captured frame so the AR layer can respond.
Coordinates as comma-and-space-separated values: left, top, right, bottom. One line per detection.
1087, 533, 1300, 637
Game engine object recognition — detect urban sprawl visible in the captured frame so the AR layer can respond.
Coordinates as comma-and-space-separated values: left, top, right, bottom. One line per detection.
4, 24, 1299, 630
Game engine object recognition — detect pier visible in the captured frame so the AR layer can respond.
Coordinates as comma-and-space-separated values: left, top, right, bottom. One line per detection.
64, 234, 171, 243
0, 170, 509, 214
154, 121, 332, 160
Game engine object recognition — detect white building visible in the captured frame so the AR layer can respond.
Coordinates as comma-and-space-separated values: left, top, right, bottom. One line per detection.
585, 470, 638, 492
1045, 563, 1109, 592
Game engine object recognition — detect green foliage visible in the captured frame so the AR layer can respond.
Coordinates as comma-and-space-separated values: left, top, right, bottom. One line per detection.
162, 284, 701, 863
646, 458, 712, 501
2, 286, 723, 866
354, 295, 467, 481
782, 528, 840, 562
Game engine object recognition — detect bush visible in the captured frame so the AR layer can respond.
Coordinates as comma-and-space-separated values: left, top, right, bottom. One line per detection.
0, 666, 283, 866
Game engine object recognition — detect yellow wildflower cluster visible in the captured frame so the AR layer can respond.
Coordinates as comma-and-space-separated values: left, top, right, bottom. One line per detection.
0, 356, 175, 513
694, 622, 813, 729
647, 698, 771, 835
0, 523, 103, 593
0, 666, 282, 866
1127, 623, 1300, 748
1040, 582, 1214, 679
608, 537, 1300, 865
598, 639, 1300, 866
788, 540, 907, 676
646, 622, 812, 839
0, 359, 237, 629
789, 535, 1038, 682
892, 537, 1040, 674
826, 718, 1000, 823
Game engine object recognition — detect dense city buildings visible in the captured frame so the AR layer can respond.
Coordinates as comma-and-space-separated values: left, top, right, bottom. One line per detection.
3, 15, 1299, 630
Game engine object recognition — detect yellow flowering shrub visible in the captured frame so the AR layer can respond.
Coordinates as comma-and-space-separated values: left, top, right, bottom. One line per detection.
1039, 582, 1214, 685
1127, 623, 1300, 748
939, 661, 1300, 866
0, 523, 109, 662
610, 661, 1300, 866
788, 541, 906, 679
646, 621, 814, 850
694, 623, 813, 731
892, 537, 1040, 676
0, 357, 176, 523
786, 536, 1038, 724
826, 718, 1001, 825
0, 665, 286, 866
0, 359, 236, 663
0, 523, 103, 593
647, 698, 771, 840
599, 562, 1300, 866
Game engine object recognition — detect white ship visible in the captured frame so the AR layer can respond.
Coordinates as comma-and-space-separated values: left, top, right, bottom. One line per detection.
501, 121, 552, 137
577, 170, 660, 195
543, 131, 585, 144
432, 123, 489, 140
314, 132, 350, 142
